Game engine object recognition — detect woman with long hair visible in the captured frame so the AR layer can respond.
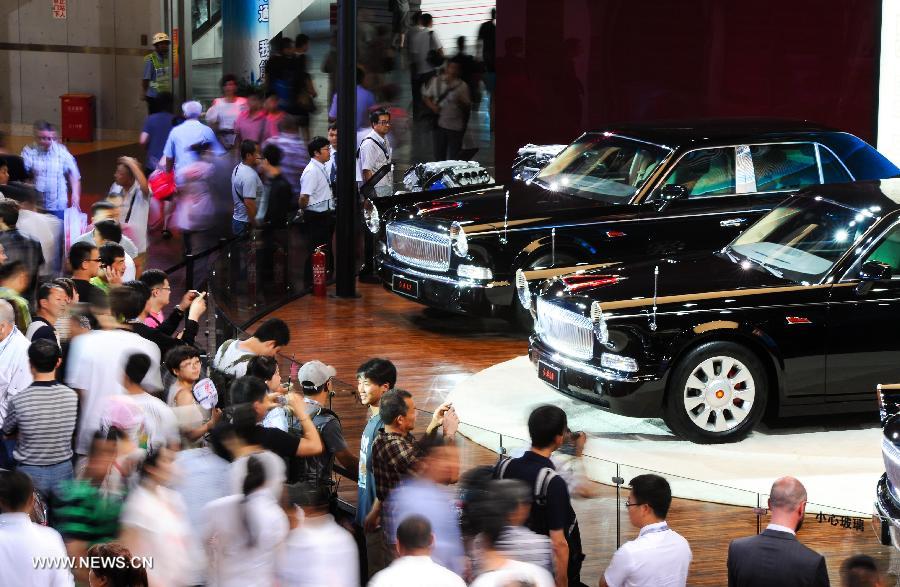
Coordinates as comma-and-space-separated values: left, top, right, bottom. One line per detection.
201, 453, 289, 586
119, 448, 205, 587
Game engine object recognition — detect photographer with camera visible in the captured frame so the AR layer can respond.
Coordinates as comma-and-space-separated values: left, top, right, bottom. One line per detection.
289, 361, 358, 493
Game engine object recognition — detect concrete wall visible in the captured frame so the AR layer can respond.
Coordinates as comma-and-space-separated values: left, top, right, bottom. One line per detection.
0, 0, 162, 138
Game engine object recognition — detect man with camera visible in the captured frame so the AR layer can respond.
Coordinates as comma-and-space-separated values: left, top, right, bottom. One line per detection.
289, 361, 358, 495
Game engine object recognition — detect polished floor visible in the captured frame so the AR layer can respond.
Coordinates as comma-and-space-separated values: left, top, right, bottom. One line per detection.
263, 281, 900, 586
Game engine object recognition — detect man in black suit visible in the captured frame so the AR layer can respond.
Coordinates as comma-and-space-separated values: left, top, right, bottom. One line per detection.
727, 476, 829, 587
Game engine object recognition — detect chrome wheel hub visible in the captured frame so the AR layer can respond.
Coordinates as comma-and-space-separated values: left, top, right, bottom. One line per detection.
683, 355, 755, 433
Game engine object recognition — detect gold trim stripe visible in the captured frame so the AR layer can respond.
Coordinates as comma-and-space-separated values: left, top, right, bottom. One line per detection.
601, 282, 855, 311
0, 42, 148, 57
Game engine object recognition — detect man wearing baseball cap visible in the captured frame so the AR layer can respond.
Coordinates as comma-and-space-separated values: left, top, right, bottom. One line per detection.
291, 360, 358, 500
143, 33, 172, 113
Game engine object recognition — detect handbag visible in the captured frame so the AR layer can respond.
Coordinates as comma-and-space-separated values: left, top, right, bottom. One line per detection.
148, 169, 177, 201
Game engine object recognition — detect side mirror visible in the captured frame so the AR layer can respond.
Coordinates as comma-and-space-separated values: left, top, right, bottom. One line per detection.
659, 184, 688, 202
860, 261, 892, 281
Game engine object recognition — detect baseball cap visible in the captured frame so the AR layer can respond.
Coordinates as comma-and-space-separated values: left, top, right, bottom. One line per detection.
298, 360, 336, 389
152, 32, 170, 44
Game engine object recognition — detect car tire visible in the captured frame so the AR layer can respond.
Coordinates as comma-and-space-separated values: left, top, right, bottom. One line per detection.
510, 253, 576, 331
663, 341, 768, 444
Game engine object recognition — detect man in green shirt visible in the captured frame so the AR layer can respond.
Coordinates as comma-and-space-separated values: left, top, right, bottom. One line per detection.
0, 260, 31, 332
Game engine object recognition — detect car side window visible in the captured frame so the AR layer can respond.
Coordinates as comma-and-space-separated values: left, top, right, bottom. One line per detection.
750, 143, 820, 192
665, 147, 736, 197
864, 224, 900, 277
818, 146, 853, 184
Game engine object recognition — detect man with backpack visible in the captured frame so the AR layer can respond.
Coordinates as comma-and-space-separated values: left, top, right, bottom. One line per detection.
210, 318, 290, 405
495, 405, 584, 587
290, 360, 358, 491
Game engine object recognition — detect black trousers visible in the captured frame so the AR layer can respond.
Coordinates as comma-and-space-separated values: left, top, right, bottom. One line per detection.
433, 126, 464, 161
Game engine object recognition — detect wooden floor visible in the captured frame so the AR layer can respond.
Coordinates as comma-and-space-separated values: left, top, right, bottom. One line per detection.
264, 282, 899, 586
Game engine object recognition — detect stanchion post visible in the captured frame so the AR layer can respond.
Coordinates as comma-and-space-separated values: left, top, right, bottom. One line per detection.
335, 0, 358, 297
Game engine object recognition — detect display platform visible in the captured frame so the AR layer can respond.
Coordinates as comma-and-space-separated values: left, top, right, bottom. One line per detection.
449, 356, 883, 515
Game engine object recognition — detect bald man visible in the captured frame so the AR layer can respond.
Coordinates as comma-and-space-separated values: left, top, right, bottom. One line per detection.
727, 476, 829, 587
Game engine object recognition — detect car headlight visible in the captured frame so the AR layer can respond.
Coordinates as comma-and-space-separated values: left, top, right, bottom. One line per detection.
601, 353, 638, 373
450, 222, 468, 257
591, 301, 608, 344
457, 264, 493, 280
362, 198, 380, 234
515, 268, 531, 309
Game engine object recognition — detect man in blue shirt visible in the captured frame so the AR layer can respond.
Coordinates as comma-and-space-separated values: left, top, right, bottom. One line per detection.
355, 358, 396, 579
163, 101, 224, 181
329, 68, 377, 131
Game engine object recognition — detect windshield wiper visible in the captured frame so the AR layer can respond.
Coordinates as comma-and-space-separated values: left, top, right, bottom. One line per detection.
745, 254, 784, 278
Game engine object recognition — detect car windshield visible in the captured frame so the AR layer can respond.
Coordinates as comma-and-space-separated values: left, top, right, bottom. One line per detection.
724, 196, 881, 283
533, 133, 671, 203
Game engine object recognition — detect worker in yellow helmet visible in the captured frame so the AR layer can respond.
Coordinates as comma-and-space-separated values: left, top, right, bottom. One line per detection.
143, 33, 172, 114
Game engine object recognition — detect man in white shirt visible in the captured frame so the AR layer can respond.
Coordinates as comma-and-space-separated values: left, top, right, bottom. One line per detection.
277, 481, 359, 587
300, 136, 337, 279
357, 110, 394, 198
123, 353, 178, 451
108, 157, 150, 273
601, 474, 692, 587
0, 299, 31, 468
66, 319, 162, 460
163, 101, 224, 182
0, 470, 74, 587
231, 140, 263, 235
369, 515, 465, 587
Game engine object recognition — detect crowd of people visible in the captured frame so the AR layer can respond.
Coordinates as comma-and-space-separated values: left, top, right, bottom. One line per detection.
0, 11, 889, 587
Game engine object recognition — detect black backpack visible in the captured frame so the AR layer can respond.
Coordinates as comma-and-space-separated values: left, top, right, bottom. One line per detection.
494, 454, 559, 536
288, 406, 341, 486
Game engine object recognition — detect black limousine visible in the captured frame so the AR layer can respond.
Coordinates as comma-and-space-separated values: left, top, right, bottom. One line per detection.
526, 180, 900, 443
377, 120, 899, 324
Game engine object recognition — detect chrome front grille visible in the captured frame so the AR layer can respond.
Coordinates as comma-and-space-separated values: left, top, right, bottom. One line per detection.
884, 437, 900, 497
386, 222, 451, 272
536, 297, 594, 360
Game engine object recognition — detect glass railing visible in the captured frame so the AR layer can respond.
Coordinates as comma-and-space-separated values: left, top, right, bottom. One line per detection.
201, 220, 892, 585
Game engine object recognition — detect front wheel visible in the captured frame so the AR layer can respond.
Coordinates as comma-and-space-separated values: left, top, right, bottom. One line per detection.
663, 341, 768, 443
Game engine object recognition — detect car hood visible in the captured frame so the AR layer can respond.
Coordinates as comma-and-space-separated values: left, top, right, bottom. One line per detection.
539, 251, 811, 315
394, 180, 617, 235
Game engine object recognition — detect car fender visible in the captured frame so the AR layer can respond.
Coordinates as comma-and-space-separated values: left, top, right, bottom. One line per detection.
659, 318, 786, 408
512, 233, 599, 274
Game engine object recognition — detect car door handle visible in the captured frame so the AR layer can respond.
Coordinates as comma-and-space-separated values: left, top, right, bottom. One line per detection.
720, 218, 748, 227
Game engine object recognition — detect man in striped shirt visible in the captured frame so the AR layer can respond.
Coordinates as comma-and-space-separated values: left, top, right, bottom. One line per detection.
2, 339, 77, 497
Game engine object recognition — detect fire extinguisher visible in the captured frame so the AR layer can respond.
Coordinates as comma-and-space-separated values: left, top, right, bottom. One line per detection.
312, 245, 327, 297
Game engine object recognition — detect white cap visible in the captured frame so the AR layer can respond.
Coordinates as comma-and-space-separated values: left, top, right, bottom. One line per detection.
182, 101, 202, 119
298, 360, 337, 389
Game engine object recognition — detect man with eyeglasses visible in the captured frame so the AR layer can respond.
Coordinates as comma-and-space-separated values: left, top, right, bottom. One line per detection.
358, 110, 394, 198
601, 474, 691, 587
21, 121, 81, 221
67, 241, 104, 307
137, 268, 201, 332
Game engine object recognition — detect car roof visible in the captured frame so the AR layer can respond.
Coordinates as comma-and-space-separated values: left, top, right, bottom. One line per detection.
592, 118, 842, 148
795, 178, 900, 213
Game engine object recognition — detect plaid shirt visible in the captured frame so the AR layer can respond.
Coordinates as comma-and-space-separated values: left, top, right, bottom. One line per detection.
372, 430, 420, 501
21, 142, 80, 211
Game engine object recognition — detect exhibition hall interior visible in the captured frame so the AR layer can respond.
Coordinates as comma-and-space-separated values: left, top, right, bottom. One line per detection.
5, 0, 900, 585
